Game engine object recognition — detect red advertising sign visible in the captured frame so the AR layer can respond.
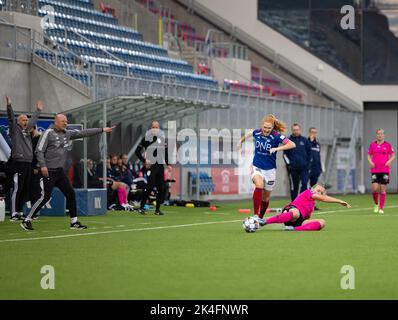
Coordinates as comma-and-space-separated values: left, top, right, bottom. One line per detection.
211, 167, 239, 195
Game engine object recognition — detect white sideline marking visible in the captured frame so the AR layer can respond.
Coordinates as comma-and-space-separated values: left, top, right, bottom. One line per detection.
313, 204, 398, 215
0, 219, 243, 244
2, 205, 397, 243
204, 212, 229, 215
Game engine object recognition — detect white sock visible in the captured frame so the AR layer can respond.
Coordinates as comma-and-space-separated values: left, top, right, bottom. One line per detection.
71, 217, 78, 224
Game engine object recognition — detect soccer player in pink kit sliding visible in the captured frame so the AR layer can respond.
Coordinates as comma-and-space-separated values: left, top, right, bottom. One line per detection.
256, 184, 351, 231
368, 128, 395, 214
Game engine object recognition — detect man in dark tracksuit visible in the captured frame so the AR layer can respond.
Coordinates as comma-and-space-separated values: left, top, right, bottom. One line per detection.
21, 114, 114, 231
308, 127, 322, 188
308, 127, 322, 210
6, 96, 43, 221
135, 120, 168, 215
29, 126, 42, 219
283, 123, 312, 201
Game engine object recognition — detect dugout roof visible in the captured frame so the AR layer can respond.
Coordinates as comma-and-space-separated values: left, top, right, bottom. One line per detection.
67, 95, 230, 125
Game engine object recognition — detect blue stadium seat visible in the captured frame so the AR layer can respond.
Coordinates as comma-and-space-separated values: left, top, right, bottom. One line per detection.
37, 0, 218, 89
188, 171, 215, 195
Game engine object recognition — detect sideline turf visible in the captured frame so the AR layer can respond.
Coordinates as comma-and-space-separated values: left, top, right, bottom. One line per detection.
1, 194, 398, 299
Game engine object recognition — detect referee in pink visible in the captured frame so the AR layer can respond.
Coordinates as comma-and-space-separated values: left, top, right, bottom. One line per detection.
367, 128, 395, 214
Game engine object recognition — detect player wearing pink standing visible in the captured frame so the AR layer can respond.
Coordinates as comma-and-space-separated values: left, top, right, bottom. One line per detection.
256, 184, 351, 231
368, 129, 395, 214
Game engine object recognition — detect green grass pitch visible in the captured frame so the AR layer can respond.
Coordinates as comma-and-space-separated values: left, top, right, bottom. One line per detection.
1, 194, 398, 300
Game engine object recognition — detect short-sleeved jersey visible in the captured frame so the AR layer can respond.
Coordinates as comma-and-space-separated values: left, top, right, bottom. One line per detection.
252, 129, 288, 170
368, 141, 395, 173
290, 189, 315, 220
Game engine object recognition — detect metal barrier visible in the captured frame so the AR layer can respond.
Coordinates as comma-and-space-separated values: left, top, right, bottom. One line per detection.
92, 71, 362, 141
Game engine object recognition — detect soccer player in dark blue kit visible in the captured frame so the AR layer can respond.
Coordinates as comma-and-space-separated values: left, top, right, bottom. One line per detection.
283, 123, 312, 201
237, 114, 296, 218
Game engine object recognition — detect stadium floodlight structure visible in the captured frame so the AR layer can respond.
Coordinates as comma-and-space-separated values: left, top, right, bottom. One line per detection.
67, 95, 230, 201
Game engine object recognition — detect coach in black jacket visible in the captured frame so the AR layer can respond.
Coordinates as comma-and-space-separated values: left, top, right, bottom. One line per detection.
135, 120, 168, 215
308, 127, 322, 188
283, 123, 312, 201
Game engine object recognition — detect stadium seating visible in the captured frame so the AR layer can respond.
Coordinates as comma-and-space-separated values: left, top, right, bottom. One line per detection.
45, 24, 166, 56
188, 171, 215, 194
251, 66, 281, 86
223, 79, 303, 101
34, 0, 218, 89
135, 0, 305, 99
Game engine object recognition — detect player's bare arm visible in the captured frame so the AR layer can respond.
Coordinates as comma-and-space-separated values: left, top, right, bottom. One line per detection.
270, 139, 296, 154
236, 130, 253, 150
386, 153, 395, 167
312, 193, 351, 208
367, 154, 375, 168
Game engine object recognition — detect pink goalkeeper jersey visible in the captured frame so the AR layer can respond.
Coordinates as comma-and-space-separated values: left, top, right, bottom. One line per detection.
290, 189, 315, 220
368, 141, 394, 173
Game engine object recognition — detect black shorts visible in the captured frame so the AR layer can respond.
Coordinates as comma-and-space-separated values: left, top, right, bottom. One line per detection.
282, 205, 305, 227
371, 173, 390, 185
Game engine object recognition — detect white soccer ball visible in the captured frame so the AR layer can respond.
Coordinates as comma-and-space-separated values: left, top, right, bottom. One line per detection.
242, 216, 259, 233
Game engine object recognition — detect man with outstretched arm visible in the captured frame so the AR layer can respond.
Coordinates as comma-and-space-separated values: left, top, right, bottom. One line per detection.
21, 114, 114, 231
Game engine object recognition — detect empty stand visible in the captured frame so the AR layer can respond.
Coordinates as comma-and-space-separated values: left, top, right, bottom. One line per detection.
34, 0, 218, 89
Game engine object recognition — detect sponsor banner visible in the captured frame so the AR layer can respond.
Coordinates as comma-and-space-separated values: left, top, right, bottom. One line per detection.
211, 166, 239, 195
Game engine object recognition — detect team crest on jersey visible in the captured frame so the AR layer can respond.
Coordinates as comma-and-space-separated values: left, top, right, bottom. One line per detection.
372, 174, 376, 179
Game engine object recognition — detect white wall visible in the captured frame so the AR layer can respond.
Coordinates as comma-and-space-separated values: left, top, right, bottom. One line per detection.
0, 58, 91, 113
30, 63, 91, 113
0, 11, 43, 35
0, 59, 31, 111
361, 86, 398, 102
